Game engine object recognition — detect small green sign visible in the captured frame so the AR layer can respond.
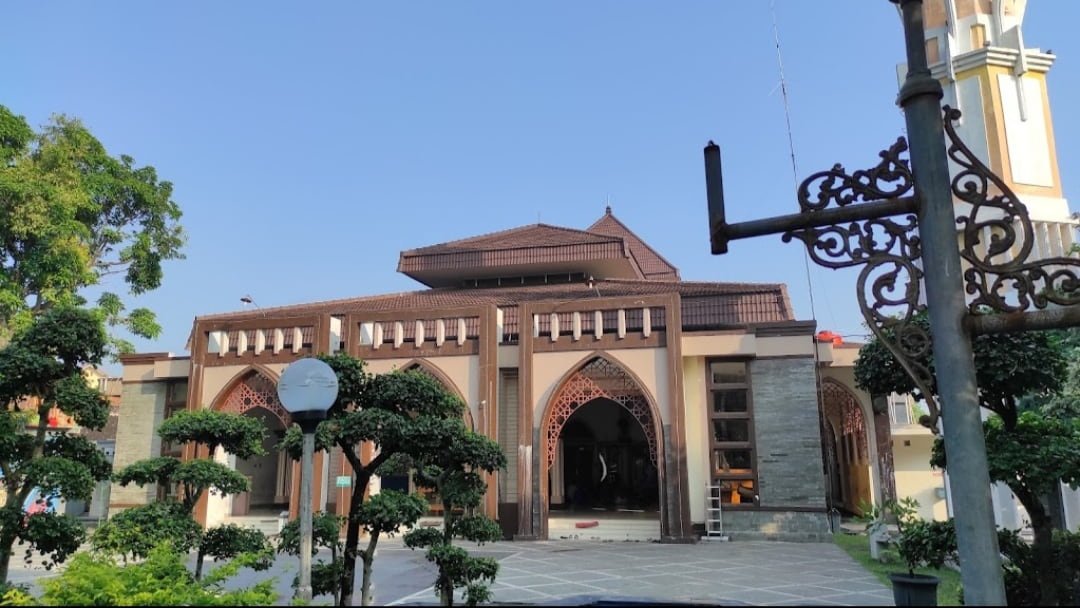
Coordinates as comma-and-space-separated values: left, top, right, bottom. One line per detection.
335, 475, 351, 488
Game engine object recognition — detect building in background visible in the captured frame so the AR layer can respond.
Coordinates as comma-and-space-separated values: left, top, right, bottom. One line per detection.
111, 208, 897, 542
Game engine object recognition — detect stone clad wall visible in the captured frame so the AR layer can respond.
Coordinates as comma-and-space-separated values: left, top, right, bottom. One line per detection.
108, 381, 167, 515
724, 356, 829, 540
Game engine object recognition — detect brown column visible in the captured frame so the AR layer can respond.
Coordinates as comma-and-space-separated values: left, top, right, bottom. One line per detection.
193, 445, 211, 526
872, 397, 897, 505
478, 305, 500, 518
289, 460, 301, 519
663, 293, 694, 541
315, 314, 331, 355
515, 304, 537, 539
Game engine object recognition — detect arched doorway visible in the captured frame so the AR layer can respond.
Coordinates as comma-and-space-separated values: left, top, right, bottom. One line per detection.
541, 356, 662, 539
554, 398, 659, 513
821, 379, 872, 515
216, 369, 292, 517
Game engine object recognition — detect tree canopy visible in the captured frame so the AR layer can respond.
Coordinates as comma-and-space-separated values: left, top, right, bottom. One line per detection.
0, 104, 185, 352
854, 313, 1066, 429
0, 307, 112, 584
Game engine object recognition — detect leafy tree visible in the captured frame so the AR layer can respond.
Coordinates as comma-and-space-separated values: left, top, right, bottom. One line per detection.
403, 423, 506, 607
0, 307, 112, 584
89, 500, 202, 563
40, 543, 276, 606
354, 489, 427, 605
196, 523, 274, 581
94, 408, 270, 580
0, 105, 185, 354
278, 511, 345, 604
856, 314, 1077, 604
854, 313, 1065, 430
932, 412, 1080, 605
280, 356, 466, 606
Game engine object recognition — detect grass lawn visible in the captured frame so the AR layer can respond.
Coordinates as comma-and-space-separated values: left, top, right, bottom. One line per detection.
834, 532, 963, 606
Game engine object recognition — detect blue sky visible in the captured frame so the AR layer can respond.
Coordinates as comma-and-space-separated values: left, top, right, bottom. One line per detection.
4, 1, 1080, 371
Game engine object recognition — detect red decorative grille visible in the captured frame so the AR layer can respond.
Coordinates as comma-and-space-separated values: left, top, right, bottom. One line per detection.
221, 372, 291, 427
821, 380, 867, 458
545, 358, 658, 468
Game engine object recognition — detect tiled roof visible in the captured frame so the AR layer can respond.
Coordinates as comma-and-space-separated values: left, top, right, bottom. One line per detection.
401, 224, 624, 256
587, 209, 679, 280
397, 224, 636, 286
197, 278, 794, 327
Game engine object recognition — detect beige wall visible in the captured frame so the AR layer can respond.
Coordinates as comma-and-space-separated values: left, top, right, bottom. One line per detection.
199, 363, 287, 408
109, 381, 168, 515
531, 349, 669, 425
682, 356, 709, 523
681, 334, 815, 359
365, 355, 480, 424
894, 433, 949, 521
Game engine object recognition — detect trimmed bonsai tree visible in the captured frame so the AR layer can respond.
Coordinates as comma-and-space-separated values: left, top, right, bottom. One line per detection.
94, 408, 273, 579
280, 355, 469, 606
403, 421, 507, 607
0, 307, 113, 585
278, 511, 346, 604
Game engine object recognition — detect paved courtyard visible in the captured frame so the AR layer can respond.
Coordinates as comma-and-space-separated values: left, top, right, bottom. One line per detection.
8, 537, 893, 606
386, 538, 894, 606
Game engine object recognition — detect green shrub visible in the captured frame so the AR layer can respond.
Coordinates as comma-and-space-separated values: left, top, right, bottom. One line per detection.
994, 528, 1080, 606
40, 545, 277, 606
90, 501, 201, 562
0, 583, 36, 606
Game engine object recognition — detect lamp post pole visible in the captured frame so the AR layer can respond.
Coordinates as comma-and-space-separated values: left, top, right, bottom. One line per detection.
297, 418, 318, 602
277, 358, 339, 605
892, 1, 1005, 603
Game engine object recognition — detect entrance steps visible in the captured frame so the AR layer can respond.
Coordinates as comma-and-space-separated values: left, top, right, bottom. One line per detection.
224, 512, 285, 538
548, 515, 661, 542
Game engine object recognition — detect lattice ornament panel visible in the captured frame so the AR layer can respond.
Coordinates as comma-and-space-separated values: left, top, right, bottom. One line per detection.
821, 381, 867, 458
222, 372, 291, 427
546, 358, 659, 468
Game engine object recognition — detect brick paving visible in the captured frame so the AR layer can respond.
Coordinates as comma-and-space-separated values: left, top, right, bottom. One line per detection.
387, 539, 894, 606
9, 537, 894, 605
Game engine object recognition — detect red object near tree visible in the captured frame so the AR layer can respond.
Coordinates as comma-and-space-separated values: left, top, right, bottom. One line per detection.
816, 330, 843, 345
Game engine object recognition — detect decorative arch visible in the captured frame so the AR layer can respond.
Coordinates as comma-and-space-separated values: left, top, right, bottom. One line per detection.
821, 378, 868, 461
211, 364, 291, 429
400, 358, 475, 431
541, 353, 662, 469
821, 377, 874, 513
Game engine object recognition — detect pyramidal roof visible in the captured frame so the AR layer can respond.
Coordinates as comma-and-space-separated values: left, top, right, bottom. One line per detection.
397, 208, 678, 288
587, 206, 679, 280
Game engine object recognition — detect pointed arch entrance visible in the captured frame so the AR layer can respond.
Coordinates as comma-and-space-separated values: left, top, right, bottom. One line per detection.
213, 367, 292, 517
821, 379, 872, 515
540, 355, 663, 539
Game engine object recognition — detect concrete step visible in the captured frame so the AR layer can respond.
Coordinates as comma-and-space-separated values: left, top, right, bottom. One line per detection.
548, 518, 661, 542
224, 516, 282, 537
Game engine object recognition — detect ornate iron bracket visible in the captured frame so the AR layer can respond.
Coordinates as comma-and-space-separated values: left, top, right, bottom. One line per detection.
781, 139, 940, 428
945, 106, 1080, 314
706, 107, 1080, 431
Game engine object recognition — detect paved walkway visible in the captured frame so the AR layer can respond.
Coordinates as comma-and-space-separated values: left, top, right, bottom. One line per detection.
388, 539, 894, 606
9, 537, 893, 605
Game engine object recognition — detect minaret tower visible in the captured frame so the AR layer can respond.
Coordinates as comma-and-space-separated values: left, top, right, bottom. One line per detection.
907, 0, 1076, 258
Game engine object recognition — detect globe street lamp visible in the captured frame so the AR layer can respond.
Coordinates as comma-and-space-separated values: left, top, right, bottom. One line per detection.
278, 358, 339, 602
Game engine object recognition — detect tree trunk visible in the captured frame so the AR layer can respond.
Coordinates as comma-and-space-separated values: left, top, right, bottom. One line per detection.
359, 533, 379, 606
194, 550, 205, 581
0, 531, 15, 585
1015, 486, 1059, 605
441, 502, 453, 607
1031, 507, 1057, 606
339, 470, 371, 607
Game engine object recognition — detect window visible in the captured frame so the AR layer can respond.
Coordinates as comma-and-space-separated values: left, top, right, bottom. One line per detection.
707, 360, 757, 506
889, 394, 912, 426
